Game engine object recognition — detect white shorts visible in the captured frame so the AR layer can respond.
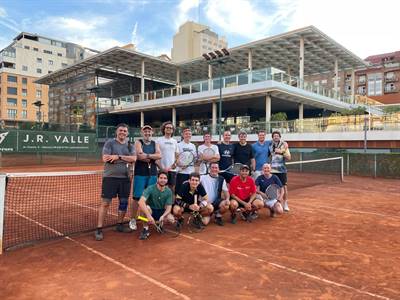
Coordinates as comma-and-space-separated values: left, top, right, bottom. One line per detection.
264, 199, 278, 209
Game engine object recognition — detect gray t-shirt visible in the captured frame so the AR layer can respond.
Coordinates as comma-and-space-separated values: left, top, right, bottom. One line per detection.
103, 138, 135, 178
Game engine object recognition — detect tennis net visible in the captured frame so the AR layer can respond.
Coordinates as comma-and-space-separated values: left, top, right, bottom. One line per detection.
0, 171, 131, 252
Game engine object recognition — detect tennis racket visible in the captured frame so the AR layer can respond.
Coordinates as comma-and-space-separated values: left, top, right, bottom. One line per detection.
220, 163, 243, 175
201, 147, 216, 174
137, 215, 180, 238
265, 184, 280, 200
187, 194, 204, 233
176, 150, 195, 169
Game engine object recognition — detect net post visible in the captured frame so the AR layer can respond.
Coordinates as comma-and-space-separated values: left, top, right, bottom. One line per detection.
340, 156, 344, 182
0, 174, 6, 255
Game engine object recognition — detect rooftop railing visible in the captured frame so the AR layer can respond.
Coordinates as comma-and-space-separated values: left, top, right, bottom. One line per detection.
110, 67, 353, 108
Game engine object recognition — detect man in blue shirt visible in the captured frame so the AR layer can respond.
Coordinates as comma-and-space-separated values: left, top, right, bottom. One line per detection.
252, 130, 271, 179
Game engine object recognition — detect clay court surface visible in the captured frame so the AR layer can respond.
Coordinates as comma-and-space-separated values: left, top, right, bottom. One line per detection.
0, 165, 399, 300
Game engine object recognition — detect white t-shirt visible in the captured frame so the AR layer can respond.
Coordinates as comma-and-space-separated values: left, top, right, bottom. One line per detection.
198, 144, 219, 175
177, 141, 197, 174
157, 136, 179, 171
200, 174, 228, 204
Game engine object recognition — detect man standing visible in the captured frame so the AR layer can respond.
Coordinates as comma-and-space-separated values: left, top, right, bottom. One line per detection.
175, 127, 197, 191
200, 162, 230, 226
229, 165, 263, 223
217, 130, 235, 183
130, 125, 162, 229
269, 131, 291, 212
136, 171, 175, 240
233, 130, 255, 171
156, 121, 179, 192
198, 132, 220, 175
252, 130, 271, 179
95, 123, 136, 241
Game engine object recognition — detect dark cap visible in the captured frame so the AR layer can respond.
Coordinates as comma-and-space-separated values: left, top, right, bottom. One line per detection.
141, 125, 153, 131
240, 164, 250, 170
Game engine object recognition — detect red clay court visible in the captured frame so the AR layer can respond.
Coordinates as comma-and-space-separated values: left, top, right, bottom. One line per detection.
0, 164, 399, 300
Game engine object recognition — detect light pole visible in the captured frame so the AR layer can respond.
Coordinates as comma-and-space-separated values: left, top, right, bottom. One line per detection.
203, 48, 231, 141
33, 100, 44, 127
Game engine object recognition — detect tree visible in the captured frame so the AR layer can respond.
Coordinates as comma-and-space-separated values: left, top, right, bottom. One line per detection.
270, 112, 288, 121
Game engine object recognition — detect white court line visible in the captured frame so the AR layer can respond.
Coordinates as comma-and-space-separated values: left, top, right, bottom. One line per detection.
179, 233, 394, 300
292, 202, 400, 220
7, 208, 190, 300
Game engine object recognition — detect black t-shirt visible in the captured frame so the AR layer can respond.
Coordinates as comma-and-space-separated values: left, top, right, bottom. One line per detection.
233, 143, 253, 167
176, 181, 207, 206
217, 143, 234, 170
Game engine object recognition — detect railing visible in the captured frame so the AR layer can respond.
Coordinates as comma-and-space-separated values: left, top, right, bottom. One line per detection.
384, 86, 397, 93
111, 67, 353, 108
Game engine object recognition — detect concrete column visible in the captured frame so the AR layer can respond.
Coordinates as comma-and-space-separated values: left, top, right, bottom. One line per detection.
176, 68, 181, 95
141, 59, 145, 101
334, 59, 339, 99
248, 49, 253, 84
351, 69, 355, 103
140, 111, 144, 127
265, 94, 271, 133
299, 36, 304, 88
298, 103, 304, 133
172, 107, 176, 127
212, 102, 217, 135
208, 64, 212, 91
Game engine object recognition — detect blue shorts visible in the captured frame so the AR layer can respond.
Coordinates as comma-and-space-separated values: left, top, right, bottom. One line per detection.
133, 175, 157, 198
151, 208, 165, 221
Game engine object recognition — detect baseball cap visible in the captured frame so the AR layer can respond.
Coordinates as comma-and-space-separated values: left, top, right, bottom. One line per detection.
240, 164, 250, 170
141, 125, 153, 131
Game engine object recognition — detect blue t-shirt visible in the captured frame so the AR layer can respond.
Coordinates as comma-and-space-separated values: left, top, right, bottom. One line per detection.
255, 174, 282, 193
252, 141, 271, 171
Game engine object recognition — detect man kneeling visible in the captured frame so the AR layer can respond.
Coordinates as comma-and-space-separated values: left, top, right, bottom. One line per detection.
255, 163, 284, 217
137, 171, 175, 240
173, 172, 213, 228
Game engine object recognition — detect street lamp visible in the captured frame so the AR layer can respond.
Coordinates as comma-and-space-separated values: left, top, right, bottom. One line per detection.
203, 48, 231, 141
33, 100, 44, 125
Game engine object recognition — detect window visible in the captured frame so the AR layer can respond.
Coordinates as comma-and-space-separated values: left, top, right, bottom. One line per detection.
22, 65, 28, 71
358, 75, 366, 84
367, 73, 383, 96
48, 60, 53, 65
36, 90, 42, 98
7, 109, 17, 119
22, 89, 27, 96
48, 71, 53, 74
7, 98, 17, 106
385, 83, 396, 93
62, 63, 68, 68
22, 99, 27, 108
33, 47, 39, 52
321, 79, 327, 85
7, 75, 17, 83
22, 77, 27, 85
37, 68, 42, 74
24, 45, 30, 50
21, 110, 27, 119
385, 72, 395, 80
57, 53, 62, 57
7, 87, 17, 95
37, 58, 42, 63
43, 50, 52, 54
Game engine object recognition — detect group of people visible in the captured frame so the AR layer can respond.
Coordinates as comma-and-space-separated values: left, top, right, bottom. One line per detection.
94, 121, 291, 241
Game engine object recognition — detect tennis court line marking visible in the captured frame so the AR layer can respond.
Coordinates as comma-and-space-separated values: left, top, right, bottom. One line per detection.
293, 202, 400, 220
180, 233, 393, 300
7, 208, 190, 300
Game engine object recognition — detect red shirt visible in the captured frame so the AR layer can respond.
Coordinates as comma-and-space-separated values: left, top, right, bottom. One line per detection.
229, 175, 256, 201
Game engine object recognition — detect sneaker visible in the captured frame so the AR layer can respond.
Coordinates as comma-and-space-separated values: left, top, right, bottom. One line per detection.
116, 223, 133, 233
139, 228, 150, 240
193, 214, 204, 229
283, 202, 290, 212
129, 218, 137, 230
270, 209, 275, 218
94, 228, 103, 241
175, 218, 184, 231
215, 216, 224, 226
250, 211, 259, 220
230, 213, 237, 224
243, 211, 252, 223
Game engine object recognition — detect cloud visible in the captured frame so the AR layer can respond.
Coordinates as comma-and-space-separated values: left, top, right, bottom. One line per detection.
175, 0, 200, 29
204, 0, 295, 41
0, 6, 21, 33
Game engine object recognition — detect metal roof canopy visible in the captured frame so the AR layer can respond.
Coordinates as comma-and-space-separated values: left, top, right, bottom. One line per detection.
36, 26, 367, 87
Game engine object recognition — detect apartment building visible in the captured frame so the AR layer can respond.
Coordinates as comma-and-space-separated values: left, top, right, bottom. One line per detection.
171, 21, 227, 62
0, 32, 97, 126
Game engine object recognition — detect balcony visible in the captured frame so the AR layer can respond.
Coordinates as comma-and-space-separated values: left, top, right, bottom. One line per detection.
384, 86, 398, 93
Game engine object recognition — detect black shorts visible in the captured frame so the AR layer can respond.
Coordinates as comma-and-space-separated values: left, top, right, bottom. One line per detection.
167, 171, 177, 186
101, 177, 131, 199
220, 171, 235, 183
175, 173, 190, 194
151, 208, 165, 221
275, 173, 288, 185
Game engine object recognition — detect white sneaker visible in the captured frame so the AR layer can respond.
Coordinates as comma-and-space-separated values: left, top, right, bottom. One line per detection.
283, 202, 290, 212
129, 218, 137, 230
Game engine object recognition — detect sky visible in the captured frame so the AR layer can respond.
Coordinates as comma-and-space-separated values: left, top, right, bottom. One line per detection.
0, 0, 399, 59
